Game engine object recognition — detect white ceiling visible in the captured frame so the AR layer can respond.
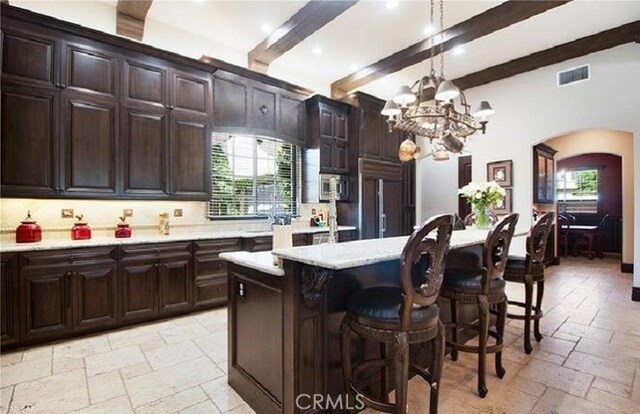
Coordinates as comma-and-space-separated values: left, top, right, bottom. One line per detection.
10, 0, 640, 98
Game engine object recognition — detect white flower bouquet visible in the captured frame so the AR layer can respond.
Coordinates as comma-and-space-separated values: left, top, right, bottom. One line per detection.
458, 181, 506, 228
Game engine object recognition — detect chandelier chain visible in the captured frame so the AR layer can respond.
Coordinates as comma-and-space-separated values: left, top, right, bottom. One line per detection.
439, 0, 444, 78
429, 0, 434, 75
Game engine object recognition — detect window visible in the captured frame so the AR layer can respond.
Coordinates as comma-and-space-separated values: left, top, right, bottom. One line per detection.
208, 134, 301, 219
556, 169, 598, 214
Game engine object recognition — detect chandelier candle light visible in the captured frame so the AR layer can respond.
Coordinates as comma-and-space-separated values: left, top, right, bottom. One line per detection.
381, 0, 494, 161
459, 181, 506, 229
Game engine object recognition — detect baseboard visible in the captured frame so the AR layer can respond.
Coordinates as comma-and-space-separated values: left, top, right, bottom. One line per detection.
621, 263, 634, 274
632, 287, 640, 302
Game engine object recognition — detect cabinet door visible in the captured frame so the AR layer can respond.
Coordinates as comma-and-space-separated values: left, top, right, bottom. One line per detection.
319, 138, 334, 173
169, 113, 210, 199
120, 260, 158, 322
1, 28, 59, 88
193, 239, 242, 308
63, 42, 118, 99
213, 75, 248, 128
278, 94, 304, 144
359, 106, 381, 159
381, 127, 401, 163
73, 263, 118, 331
244, 237, 273, 252
360, 177, 380, 240
62, 94, 118, 195
334, 111, 348, 142
333, 140, 349, 174
21, 266, 73, 340
121, 106, 169, 197
123, 59, 168, 107
319, 107, 334, 139
170, 69, 211, 116
383, 179, 403, 238
250, 86, 276, 131
1, 254, 19, 346
1, 84, 60, 197
158, 257, 192, 315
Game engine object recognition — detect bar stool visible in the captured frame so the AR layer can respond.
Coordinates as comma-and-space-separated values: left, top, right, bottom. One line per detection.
440, 213, 519, 398
503, 212, 555, 354
340, 215, 454, 414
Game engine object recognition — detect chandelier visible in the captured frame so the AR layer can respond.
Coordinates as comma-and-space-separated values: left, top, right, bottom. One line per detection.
381, 0, 494, 162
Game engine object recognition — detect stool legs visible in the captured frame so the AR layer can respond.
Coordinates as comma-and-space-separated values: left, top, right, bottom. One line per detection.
393, 332, 409, 414
449, 299, 459, 361
477, 295, 489, 398
430, 321, 445, 414
523, 274, 534, 354
534, 280, 544, 342
340, 319, 352, 396
495, 301, 506, 379
380, 343, 389, 403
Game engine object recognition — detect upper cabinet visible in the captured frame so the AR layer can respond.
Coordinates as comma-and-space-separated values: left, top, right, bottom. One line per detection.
305, 95, 350, 174
0, 13, 213, 201
348, 92, 402, 164
212, 70, 307, 146
533, 143, 557, 204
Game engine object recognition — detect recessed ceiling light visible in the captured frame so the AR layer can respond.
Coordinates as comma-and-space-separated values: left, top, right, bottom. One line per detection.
385, 0, 399, 10
350, 64, 359, 71
260, 23, 272, 34
381, 77, 390, 84
312, 47, 322, 55
423, 25, 436, 36
192, 0, 206, 3
452, 45, 465, 56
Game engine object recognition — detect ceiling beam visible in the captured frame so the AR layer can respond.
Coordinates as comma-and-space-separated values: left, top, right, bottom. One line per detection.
248, 0, 358, 73
330, 0, 571, 99
419, 20, 640, 99
116, 0, 153, 41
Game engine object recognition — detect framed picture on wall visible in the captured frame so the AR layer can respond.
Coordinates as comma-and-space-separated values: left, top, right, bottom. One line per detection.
487, 160, 513, 187
493, 189, 513, 215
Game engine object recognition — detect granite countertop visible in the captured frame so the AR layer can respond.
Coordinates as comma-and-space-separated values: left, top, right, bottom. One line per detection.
219, 251, 285, 277
0, 225, 357, 253
272, 228, 527, 270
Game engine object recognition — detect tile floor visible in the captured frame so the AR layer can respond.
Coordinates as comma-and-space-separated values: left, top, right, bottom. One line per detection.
1, 257, 639, 414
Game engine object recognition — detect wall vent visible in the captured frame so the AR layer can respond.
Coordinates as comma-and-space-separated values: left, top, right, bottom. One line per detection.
557, 64, 590, 87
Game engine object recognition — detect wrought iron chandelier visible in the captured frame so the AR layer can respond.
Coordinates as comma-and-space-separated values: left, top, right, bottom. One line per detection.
381, 0, 494, 162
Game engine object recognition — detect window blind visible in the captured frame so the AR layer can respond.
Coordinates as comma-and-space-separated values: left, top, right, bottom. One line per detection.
208, 134, 301, 219
557, 169, 598, 214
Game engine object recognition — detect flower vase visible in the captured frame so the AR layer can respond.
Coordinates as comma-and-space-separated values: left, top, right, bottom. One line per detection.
474, 204, 490, 229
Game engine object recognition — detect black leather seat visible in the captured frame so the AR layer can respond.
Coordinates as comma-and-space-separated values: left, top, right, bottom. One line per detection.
347, 287, 440, 329
504, 256, 544, 281
443, 268, 506, 293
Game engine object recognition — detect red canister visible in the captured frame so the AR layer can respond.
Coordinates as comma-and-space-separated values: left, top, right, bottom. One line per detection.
71, 215, 92, 240
115, 216, 132, 238
16, 211, 42, 243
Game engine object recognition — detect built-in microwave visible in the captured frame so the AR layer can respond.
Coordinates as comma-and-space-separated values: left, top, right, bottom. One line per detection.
319, 174, 349, 201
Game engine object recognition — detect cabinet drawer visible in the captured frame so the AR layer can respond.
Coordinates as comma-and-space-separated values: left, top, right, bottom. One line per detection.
193, 278, 227, 308
194, 238, 242, 255
119, 242, 191, 261
194, 257, 227, 280
21, 247, 115, 267
243, 236, 273, 252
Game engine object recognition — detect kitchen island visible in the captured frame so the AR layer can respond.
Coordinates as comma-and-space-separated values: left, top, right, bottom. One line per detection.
221, 229, 525, 414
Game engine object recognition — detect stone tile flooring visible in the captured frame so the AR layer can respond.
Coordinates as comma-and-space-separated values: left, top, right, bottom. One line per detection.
1, 256, 638, 413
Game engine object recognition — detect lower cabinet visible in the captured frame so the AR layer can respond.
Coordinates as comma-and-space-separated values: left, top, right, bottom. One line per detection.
120, 259, 158, 322
74, 262, 118, 331
193, 238, 242, 309
1, 254, 19, 346
158, 257, 192, 315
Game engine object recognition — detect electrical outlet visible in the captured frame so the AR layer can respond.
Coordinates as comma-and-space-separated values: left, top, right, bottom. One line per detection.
173, 209, 183, 217
123, 209, 133, 217
61, 209, 74, 218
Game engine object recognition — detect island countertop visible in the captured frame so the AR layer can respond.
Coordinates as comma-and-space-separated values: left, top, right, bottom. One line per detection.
219, 251, 285, 276
272, 228, 526, 270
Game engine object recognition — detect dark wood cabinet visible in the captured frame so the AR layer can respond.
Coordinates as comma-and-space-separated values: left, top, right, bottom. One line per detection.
169, 113, 210, 200
1, 27, 60, 89
73, 262, 118, 330
243, 236, 273, 252
158, 257, 192, 315
359, 159, 403, 240
306, 96, 350, 174
120, 105, 169, 197
120, 259, 158, 322
193, 238, 242, 308
533, 143, 557, 204
21, 265, 73, 341
1, 10, 213, 201
1, 254, 19, 346
1, 83, 60, 197
402, 160, 416, 235
213, 70, 307, 145
61, 93, 118, 196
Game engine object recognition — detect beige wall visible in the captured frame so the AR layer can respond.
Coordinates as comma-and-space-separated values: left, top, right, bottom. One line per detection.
544, 130, 634, 263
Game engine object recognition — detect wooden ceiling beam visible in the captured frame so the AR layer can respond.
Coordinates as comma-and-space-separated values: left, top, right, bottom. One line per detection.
248, 0, 358, 73
116, 0, 153, 41
419, 20, 640, 99
330, 0, 571, 99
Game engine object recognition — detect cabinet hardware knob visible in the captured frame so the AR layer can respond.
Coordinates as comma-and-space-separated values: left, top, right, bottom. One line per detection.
259, 105, 268, 114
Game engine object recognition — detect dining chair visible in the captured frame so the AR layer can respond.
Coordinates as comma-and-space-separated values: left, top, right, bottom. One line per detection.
503, 212, 555, 354
340, 215, 454, 414
440, 213, 519, 398
557, 214, 571, 257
